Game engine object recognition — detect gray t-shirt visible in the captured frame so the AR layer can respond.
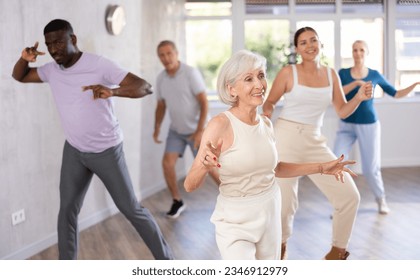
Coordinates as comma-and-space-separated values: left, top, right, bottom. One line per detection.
156, 62, 208, 134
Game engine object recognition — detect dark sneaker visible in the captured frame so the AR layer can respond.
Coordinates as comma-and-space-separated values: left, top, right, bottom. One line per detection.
166, 200, 186, 219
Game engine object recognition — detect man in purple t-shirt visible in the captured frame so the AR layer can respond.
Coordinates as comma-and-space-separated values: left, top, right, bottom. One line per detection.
12, 19, 173, 260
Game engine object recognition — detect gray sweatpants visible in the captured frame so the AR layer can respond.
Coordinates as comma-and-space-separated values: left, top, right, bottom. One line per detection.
57, 141, 173, 260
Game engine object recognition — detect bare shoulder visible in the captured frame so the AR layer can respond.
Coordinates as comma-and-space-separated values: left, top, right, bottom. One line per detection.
202, 112, 231, 149
279, 64, 293, 77
207, 112, 230, 133
329, 67, 340, 84
271, 65, 294, 93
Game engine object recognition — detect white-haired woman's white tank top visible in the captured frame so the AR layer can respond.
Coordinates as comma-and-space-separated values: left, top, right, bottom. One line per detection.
218, 111, 278, 197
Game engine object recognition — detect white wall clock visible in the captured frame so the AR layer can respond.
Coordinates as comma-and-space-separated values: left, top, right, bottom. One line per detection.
106, 5, 126, 36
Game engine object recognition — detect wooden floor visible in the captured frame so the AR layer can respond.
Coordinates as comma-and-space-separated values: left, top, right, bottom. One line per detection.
29, 166, 420, 260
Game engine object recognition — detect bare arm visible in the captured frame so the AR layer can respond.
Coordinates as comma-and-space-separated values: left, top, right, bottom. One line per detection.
331, 69, 373, 119
275, 155, 357, 183
114, 72, 153, 98
262, 66, 292, 118
12, 42, 45, 83
83, 72, 153, 99
184, 114, 227, 192
342, 80, 365, 95
195, 92, 209, 132
395, 82, 420, 98
190, 92, 209, 149
153, 99, 166, 144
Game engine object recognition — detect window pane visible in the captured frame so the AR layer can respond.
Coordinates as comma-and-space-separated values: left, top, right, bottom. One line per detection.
296, 1, 335, 13
342, 0, 383, 13
246, 0, 288, 15
343, 0, 382, 2
397, 1, 420, 13
244, 20, 290, 85
340, 18, 384, 97
296, 21, 335, 67
185, 1, 231, 16
340, 19, 383, 70
186, 20, 232, 100
395, 18, 420, 94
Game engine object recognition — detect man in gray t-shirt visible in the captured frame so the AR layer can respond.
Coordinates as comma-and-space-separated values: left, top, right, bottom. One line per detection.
154, 40, 218, 218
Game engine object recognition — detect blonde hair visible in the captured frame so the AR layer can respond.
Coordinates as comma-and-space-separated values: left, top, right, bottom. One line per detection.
352, 40, 369, 54
217, 50, 267, 106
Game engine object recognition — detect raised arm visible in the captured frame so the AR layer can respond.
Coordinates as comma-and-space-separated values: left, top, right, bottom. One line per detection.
331, 69, 373, 119
83, 72, 153, 99
12, 41, 45, 83
184, 114, 227, 192
395, 81, 420, 98
342, 80, 366, 95
262, 66, 292, 118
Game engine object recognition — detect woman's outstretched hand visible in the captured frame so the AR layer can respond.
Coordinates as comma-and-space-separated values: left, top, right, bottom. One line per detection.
320, 155, 357, 183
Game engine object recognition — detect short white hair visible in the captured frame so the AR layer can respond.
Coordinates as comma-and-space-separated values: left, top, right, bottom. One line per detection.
217, 50, 267, 106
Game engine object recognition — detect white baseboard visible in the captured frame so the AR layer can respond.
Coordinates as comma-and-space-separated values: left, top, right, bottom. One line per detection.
1, 232, 58, 260
2, 206, 119, 260
2, 180, 173, 260
382, 157, 420, 168
345, 157, 420, 175
139, 183, 166, 201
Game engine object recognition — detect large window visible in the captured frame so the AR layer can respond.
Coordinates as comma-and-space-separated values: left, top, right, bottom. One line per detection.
185, 0, 420, 102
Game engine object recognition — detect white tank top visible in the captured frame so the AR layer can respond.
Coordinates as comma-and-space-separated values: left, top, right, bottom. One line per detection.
218, 111, 278, 197
278, 64, 333, 127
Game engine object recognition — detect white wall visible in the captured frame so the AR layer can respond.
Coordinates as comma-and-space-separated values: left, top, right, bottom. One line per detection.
0, 0, 184, 259
321, 96, 420, 173
138, 0, 189, 199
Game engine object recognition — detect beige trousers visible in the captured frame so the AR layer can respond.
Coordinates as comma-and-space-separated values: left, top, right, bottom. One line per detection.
210, 186, 281, 260
274, 118, 360, 249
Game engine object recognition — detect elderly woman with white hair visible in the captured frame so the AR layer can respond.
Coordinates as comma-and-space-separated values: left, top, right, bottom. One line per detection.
184, 50, 357, 260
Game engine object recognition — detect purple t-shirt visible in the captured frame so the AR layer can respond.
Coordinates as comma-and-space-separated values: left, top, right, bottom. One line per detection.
37, 53, 128, 152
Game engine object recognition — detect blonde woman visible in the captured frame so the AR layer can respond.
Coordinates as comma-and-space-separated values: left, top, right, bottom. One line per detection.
334, 40, 420, 214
